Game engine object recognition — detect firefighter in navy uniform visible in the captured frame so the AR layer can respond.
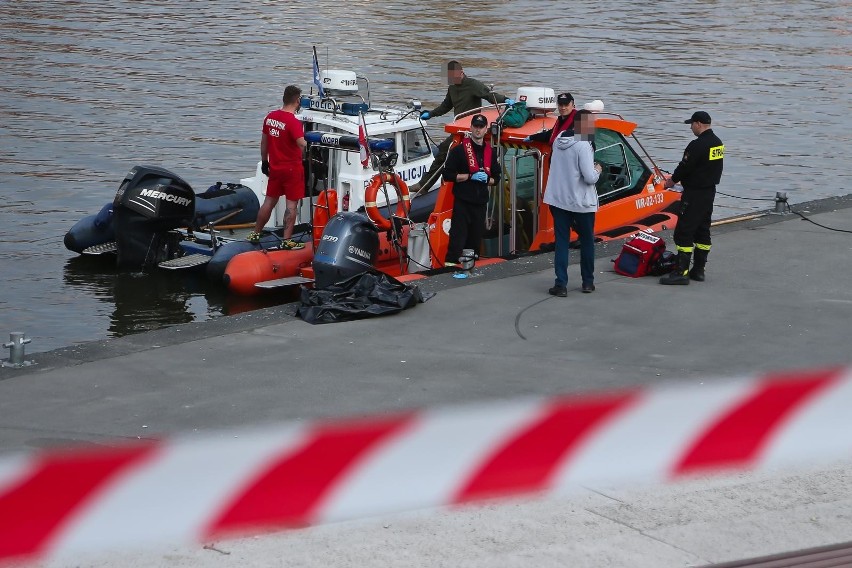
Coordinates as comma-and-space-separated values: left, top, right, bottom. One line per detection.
660, 111, 724, 285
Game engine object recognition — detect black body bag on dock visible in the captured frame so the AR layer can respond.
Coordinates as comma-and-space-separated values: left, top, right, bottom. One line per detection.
297, 270, 428, 324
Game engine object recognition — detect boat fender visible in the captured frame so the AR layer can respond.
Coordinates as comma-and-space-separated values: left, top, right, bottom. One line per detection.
312, 189, 339, 249
364, 173, 410, 231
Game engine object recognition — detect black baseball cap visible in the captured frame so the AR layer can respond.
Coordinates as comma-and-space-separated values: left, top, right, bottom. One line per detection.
471, 114, 488, 127
557, 92, 574, 104
685, 111, 712, 124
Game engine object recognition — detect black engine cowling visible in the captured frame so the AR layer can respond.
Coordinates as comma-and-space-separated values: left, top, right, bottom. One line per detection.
312, 212, 379, 289
112, 165, 195, 269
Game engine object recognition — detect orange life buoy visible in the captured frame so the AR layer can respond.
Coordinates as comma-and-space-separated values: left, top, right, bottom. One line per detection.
364, 173, 410, 231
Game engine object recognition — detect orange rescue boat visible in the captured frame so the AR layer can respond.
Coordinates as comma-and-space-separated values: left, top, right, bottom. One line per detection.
223, 97, 681, 295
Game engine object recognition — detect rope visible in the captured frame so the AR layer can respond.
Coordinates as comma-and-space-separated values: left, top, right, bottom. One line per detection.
787, 204, 852, 234
514, 296, 555, 340
716, 191, 777, 202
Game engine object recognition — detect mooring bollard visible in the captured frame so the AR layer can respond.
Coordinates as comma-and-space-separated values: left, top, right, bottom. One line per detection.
772, 191, 789, 215
2, 331, 34, 368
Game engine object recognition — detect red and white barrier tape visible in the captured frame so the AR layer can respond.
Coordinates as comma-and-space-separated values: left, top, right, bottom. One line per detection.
2, 367, 852, 564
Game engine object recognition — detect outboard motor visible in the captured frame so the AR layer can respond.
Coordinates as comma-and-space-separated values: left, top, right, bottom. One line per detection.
312, 212, 379, 289
112, 165, 195, 269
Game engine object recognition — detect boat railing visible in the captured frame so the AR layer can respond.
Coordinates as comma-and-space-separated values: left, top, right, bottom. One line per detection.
449, 100, 645, 130
588, 110, 626, 121
453, 106, 628, 124
356, 75, 371, 108
453, 103, 512, 123
504, 146, 543, 255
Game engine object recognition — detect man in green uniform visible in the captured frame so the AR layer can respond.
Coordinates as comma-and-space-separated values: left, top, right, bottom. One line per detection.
411, 60, 514, 194
660, 111, 725, 285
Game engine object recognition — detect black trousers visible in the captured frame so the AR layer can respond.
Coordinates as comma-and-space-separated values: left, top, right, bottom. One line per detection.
445, 199, 487, 264
673, 188, 715, 249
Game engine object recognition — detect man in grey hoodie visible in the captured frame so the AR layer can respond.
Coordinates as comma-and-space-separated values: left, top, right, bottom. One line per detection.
543, 109, 603, 296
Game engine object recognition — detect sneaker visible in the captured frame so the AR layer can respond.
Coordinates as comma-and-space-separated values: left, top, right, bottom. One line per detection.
582, 283, 595, 293
280, 239, 305, 250
246, 231, 261, 243
548, 286, 568, 298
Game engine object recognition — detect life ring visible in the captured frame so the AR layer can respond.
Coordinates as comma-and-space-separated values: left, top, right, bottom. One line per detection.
364, 173, 410, 231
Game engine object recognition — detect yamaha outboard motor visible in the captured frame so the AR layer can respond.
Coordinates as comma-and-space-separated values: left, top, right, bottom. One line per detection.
112, 165, 195, 269
312, 212, 379, 289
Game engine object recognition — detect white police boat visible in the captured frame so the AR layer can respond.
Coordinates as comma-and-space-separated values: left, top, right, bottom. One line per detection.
163, 69, 440, 281
235, 68, 438, 235
65, 69, 440, 283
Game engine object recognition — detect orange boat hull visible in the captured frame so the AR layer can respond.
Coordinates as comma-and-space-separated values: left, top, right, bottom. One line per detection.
223, 224, 409, 296
425, 111, 682, 266
223, 247, 314, 296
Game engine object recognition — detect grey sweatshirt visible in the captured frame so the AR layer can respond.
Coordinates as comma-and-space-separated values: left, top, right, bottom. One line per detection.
543, 133, 600, 213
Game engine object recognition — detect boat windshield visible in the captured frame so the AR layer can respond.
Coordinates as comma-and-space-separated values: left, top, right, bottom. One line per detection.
401, 128, 431, 163
593, 128, 651, 204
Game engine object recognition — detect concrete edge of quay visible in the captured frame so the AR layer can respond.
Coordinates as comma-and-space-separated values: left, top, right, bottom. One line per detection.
3, 192, 851, 379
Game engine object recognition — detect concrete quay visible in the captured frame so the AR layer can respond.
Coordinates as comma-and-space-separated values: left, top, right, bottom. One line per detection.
2, 194, 852, 567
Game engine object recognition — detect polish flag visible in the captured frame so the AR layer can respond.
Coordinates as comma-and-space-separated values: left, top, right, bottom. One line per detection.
359, 112, 370, 168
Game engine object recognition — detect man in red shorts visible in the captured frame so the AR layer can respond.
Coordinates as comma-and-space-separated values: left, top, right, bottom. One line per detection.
248, 84, 307, 249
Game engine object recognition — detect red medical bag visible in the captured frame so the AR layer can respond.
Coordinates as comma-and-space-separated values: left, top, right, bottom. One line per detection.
613, 231, 666, 277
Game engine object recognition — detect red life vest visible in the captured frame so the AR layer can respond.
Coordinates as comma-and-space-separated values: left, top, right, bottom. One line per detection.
462, 136, 492, 176
549, 110, 576, 145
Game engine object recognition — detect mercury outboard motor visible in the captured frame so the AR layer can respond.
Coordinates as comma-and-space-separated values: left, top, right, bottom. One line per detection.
112, 165, 195, 269
312, 212, 379, 289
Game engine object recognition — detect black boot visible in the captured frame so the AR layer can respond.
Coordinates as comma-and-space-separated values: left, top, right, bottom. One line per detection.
660, 251, 691, 285
690, 248, 708, 282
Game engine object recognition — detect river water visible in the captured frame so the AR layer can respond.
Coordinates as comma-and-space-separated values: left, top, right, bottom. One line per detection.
1, 0, 849, 354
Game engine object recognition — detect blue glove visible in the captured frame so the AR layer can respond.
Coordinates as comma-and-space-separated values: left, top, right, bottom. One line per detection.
471, 171, 488, 183
522, 136, 531, 142
505, 98, 516, 106
420, 111, 431, 120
